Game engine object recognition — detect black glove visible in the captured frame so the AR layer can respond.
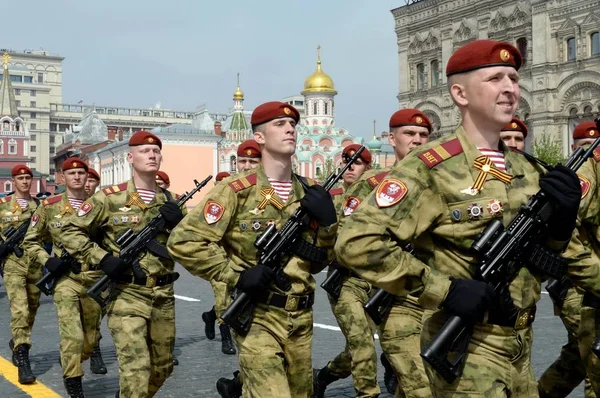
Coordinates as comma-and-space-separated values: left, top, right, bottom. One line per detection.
0, 243, 8, 259
100, 255, 127, 280
441, 279, 496, 322
539, 165, 581, 241
235, 264, 275, 295
300, 185, 337, 226
45, 257, 69, 275
159, 201, 184, 229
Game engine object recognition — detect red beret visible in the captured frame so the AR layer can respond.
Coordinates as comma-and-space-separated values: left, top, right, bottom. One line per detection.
11, 164, 33, 177
573, 121, 599, 140
251, 102, 300, 126
216, 171, 231, 182
501, 118, 528, 138
446, 40, 522, 77
129, 130, 162, 149
237, 140, 262, 158
87, 168, 100, 180
155, 171, 170, 185
343, 144, 372, 164
62, 157, 89, 172
389, 109, 432, 133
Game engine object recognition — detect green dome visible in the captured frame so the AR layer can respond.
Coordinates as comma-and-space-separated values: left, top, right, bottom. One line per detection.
367, 136, 382, 150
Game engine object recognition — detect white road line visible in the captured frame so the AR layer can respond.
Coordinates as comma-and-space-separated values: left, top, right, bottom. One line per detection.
174, 294, 201, 302
541, 291, 549, 295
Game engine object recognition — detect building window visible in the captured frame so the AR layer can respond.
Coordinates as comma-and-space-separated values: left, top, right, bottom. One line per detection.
24, 76, 33, 83
30, 112, 37, 119
30, 157, 36, 163
30, 145, 36, 152
417, 63, 425, 90
0, 139, 3, 154
50, 135, 55, 143
567, 37, 576, 61
4, 181, 11, 192
30, 101, 36, 108
517, 38, 528, 66
30, 134, 36, 140
430, 60, 440, 86
30, 90, 36, 97
592, 32, 600, 56
30, 123, 37, 130
50, 146, 55, 153
324, 102, 328, 114
14, 89, 20, 95
8, 138, 17, 154
37, 73, 43, 83
10, 75, 22, 83
313, 102, 318, 114
15, 100, 20, 106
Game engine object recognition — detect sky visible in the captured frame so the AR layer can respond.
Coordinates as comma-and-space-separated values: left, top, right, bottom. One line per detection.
6, 0, 404, 141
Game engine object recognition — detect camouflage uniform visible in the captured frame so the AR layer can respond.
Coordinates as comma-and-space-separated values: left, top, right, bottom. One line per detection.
336, 127, 600, 397
340, 167, 430, 398
61, 180, 183, 398
22, 193, 103, 379
0, 195, 42, 348
168, 165, 336, 398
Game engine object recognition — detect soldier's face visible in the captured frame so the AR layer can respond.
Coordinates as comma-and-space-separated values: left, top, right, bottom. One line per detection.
237, 157, 261, 172
64, 168, 88, 190
500, 131, 525, 150
128, 145, 162, 174
85, 177, 100, 195
12, 174, 32, 194
389, 126, 431, 160
342, 158, 369, 185
573, 138, 596, 151
254, 117, 297, 157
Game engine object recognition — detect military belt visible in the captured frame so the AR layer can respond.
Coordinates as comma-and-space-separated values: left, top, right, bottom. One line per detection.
115, 272, 180, 288
260, 291, 314, 311
487, 305, 536, 330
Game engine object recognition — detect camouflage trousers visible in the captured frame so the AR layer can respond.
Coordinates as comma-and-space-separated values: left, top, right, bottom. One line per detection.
53, 270, 103, 378
210, 279, 229, 326
379, 300, 430, 398
107, 283, 175, 398
538, 288, 594, 397
578, 305, 600, 396
4, 256, 41, 348
233, 300, 313, 398
326, 276, 379, 397
422, 310, 538, 397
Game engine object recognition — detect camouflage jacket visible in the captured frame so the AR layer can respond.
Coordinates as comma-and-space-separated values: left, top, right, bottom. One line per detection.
335, 126, 600, 311
167, 164, 337, 295
0, 195, 39, 268
61, 179, 184, 277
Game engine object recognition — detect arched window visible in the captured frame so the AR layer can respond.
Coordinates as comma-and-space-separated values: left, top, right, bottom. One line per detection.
567, 37, 576, 61
4, 181, 12, 192
313, 102, 318, 115
430, 60, 439, 86
568, 107, 579, 135
8, 139, 17, 154
230, 155, 237, 173
0, 139, 3, 154
592, 32, 600, 56
324, 102, 328, 115
517, 38, 528, 65
416, 63, 425, 90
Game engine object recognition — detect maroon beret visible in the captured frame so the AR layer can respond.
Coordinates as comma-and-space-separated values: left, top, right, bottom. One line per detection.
155, 171, 170, 185
129, 130, 162, 149
216, 172, 231, 182
389, 109, 432, 133
251, 102, 300, 126
342, 144, 372, 164
62, 157, 89, 172
237, 140, 262, 158
446, 40, 522, 77
11, 164, 33, 177
501, 118, 528, 138
87, 168, 100, 180
573, 121, 599, 140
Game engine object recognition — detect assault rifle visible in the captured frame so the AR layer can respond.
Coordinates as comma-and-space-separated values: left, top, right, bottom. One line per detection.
35, 243, 82, 296
221, 146, 367, 336
364, 244, 415, 325
85, 176, 212, 307
320, 260, 347, 300
421, 129, 600, 384
1, 219, 32, 260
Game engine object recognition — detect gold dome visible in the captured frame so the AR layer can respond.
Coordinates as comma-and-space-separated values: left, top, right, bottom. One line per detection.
302, 46, 337, 95
233, 73, 244, 100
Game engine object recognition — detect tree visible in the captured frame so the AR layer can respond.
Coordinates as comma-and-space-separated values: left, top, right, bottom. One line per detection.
531, 133, 566, 166
316, 159, 335, 181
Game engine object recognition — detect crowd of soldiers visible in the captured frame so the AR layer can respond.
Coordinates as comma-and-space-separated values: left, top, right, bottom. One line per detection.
1, 38, 600, 398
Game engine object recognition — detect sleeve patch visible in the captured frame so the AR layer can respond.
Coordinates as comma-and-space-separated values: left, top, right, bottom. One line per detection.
204, 200, 225, 225
580, 175, 591, 199
343, 196, 361, 216
31, 214, 40, 227
375, 178, 408, 208
78, 201, 94, 217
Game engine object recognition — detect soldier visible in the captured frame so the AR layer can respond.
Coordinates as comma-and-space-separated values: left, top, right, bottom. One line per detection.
237, 139, 262, 172
500, 117, 527, 151
85, 168, 101, 196
168, 101, 337, 397
155, 171, 170, 190
336, 40, 593, 396
22, 158, 103, 397
0, 165, 40, 384
60, 130, 185, 398
313, 144, 380, 398
215, 172, 232, 184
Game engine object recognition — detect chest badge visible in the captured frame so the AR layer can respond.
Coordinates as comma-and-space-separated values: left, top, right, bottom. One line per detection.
252, 220, 261, 231
451, 209, 462, 222
487, 199, 503, 217
467, 203, 483, 220
119, 206, 131, 212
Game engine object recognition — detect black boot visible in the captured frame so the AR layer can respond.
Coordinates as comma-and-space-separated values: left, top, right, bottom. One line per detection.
219, 324, 236, 355
216, 370, 242, 398
90, 344, 107, 374
64, 376, 85, 398
9, 339, 16, 366
313, 365, 341, 398
15, 344, 36, 384
381, 353, 398, 395
202, 307, 217, 340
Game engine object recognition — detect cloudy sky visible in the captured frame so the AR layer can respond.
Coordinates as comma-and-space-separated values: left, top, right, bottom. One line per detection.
6, 0, 404, 140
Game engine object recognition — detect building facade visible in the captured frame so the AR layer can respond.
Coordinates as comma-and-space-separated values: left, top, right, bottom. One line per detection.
390, 0, 600, 154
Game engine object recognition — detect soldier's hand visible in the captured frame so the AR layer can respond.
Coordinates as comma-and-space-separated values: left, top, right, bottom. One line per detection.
159, 201, 184, 229
441, 278, 496, 322
539, 165, 581, 241
0, 243, 8, 259
45, 257, 69, 275
99, 255, 127, 280
235, 264, 275, 295
300, 185, 337, 226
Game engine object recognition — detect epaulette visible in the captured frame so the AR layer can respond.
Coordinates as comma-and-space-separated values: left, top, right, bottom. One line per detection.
102, 182, 128, 196
42, 195, 63, 207
329, 187, 344, 197
228, 173, 257, 193
367, 171, 390, 188
0, 195, 12, 204
593, 147, 600, 163
418, 138, 464, 169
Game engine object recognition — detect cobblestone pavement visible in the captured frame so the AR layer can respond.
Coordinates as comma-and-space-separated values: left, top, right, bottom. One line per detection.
0, 265, 584, 397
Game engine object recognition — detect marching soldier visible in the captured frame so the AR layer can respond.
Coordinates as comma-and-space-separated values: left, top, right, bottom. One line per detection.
236, 139, 262, 172
215, 172, 232, 184
85, 168, 101, 196
0, 164, 40, 384
336, 40, 596, 396
168, 101, 337, 397
60, 131, 185, 398
500, 117, 527, 151
22, 158, 103, 397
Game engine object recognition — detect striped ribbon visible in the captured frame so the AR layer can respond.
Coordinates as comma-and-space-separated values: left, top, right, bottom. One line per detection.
125, 192, 147, 210
258, 188, 284, 210
471, 155, 513, 192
